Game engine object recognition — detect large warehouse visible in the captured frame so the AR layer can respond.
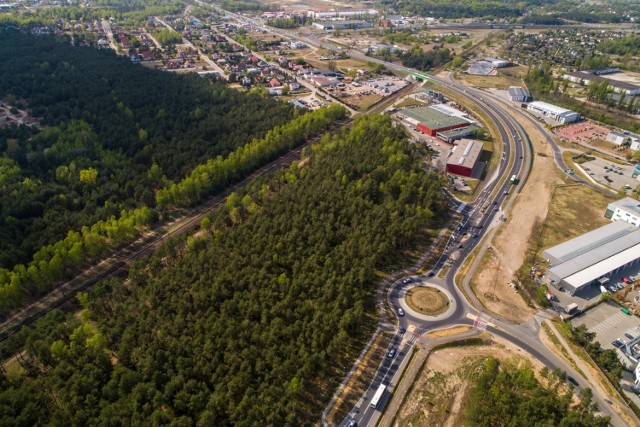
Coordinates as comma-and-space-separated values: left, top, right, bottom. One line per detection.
446, 139, 482, 177
526, 101, 580, 124
543, 221, 640, 294
398, 106, 472, 138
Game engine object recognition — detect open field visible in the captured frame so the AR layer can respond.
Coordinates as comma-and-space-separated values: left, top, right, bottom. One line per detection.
393, 337, 545, 427
458, 71, 525, 89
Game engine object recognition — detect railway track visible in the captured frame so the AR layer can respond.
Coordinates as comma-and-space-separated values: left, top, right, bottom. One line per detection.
0, 118, 352, 342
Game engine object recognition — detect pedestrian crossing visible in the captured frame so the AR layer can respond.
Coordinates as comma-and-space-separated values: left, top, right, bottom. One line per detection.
590, 312, 629, 335
400, 325, 420, 346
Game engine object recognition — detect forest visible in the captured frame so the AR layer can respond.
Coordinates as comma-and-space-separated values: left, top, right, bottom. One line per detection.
464, 357, 610, 426
0, 30, 349, 315
0, 114, 446, 425
597, 34, 640, 56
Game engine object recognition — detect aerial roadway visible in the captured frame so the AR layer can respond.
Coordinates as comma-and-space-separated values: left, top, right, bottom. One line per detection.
213, 13, 633, 426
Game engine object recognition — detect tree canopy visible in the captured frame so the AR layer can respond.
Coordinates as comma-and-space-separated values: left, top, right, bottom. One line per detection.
0, 114, 446, 425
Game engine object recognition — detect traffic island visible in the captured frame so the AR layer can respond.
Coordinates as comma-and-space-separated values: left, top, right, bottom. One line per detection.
405, 286, 450, 316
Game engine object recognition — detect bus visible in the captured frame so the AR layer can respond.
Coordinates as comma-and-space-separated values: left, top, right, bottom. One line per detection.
510, 175, 519, 184
370, 384, 386, 409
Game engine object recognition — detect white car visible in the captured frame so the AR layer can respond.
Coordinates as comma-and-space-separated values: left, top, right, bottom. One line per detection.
397, 307, 405, 317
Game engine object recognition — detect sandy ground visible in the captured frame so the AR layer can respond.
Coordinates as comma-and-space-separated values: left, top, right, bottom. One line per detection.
394, 336, 546, 427
0, 102, 41, 128
471, 113, 565, 323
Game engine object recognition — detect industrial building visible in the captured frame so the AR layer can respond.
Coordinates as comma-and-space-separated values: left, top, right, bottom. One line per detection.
308, 9, 378, 19
508, 86, 532, 102
543, 221, 640, 294
445, 139, 482, 177
563, 71, 640, 96
526, 101, 580, 124
311, 20, 372, 30
605, 197, 640, 227
398, 106, 472, 139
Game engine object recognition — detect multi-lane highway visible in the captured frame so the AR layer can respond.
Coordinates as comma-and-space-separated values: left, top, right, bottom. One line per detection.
211, 11, 630, 425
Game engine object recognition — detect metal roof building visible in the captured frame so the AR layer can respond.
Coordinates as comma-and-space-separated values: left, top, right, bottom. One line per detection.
446, 139, 482, 177
398, 106, 471, 137
605, 197, 640, 227
543, 221, 640, 294
527, 101, 579, 124
508, 86, 532, 102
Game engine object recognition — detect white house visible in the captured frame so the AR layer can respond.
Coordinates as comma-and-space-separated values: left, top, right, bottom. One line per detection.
606, 197, 640, 227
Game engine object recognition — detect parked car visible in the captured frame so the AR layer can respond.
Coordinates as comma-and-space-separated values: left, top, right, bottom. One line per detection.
612, 340, 624, 349
388, 348, 396, 358
625, 333, 635, 340
567, 376, 579, 387
348, 420, 358, 427
608, 286, 617, 293
622, 277, 631, 284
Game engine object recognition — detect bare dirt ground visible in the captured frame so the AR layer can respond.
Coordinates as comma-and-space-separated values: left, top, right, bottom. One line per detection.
470, 114, 565, 323
394, 336, 545, 427
0, 102, 41, 128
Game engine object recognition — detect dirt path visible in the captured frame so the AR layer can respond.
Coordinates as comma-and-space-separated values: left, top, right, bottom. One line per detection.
471, 112, 565, 323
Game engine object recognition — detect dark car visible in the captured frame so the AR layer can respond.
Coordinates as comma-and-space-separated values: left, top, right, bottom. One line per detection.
427, 271, 435, 277
493, 201, 498, 205
612, 340, 624, 349
567, 376, 579, 387
625, 333, 635, 340
458, 244, 464, 249
399, 327, 406, 335
472, 233, 479, 238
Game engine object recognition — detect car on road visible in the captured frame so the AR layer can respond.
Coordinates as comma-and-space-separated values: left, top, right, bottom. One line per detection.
399, 327, 406, 334
427, 271, 435, 277
567, 376, 579, 387
472, 233, 479, 238
493, 201, 498, 205
397, 307, 405, 317
388, 348, 396, 358
458, 244, 464, 249
494, 207, 499, 211
348, 420, 358, 427
519, 155, 523, 159
402, 278, 412, 284
503, 190, 508, 195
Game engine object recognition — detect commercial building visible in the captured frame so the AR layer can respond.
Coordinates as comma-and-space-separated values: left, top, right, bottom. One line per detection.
605, 197, 640, 227
563, 71, 640, 96
543, 221, 640, 294
527, 101, 580, 124
398, 106, 472, 138
485, 57, 509, 68
508, 86, 532, 102
308, 9, 378, 19
311, 20, 372, 30
607, 131, 628, 146
446, 139, 482, 177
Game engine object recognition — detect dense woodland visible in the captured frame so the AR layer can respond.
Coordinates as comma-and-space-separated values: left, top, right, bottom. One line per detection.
464, 357, 610, 426
0, 114, 446, 425
0, 31, 352, 315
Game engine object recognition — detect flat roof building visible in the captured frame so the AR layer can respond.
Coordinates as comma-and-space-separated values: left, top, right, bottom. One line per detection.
543, 221, 640, 294
606, 197, 640, 227
527, 101, 579, 124
446, 139, 482, 177
398, 106, 471, 137
563, 71, 640, 96
508, 86, 532, 102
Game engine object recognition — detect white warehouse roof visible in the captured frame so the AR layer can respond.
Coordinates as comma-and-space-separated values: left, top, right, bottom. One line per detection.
564, 243, 640, 289
528, 101, 573, 116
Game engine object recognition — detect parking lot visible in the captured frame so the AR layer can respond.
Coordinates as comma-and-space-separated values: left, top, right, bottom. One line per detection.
573, 302, 640, 351
579, 158, 640, 191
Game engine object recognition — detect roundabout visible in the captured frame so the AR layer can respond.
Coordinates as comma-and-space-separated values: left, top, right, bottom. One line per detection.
397, 280, 457, 321
405, 286, 450, 316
